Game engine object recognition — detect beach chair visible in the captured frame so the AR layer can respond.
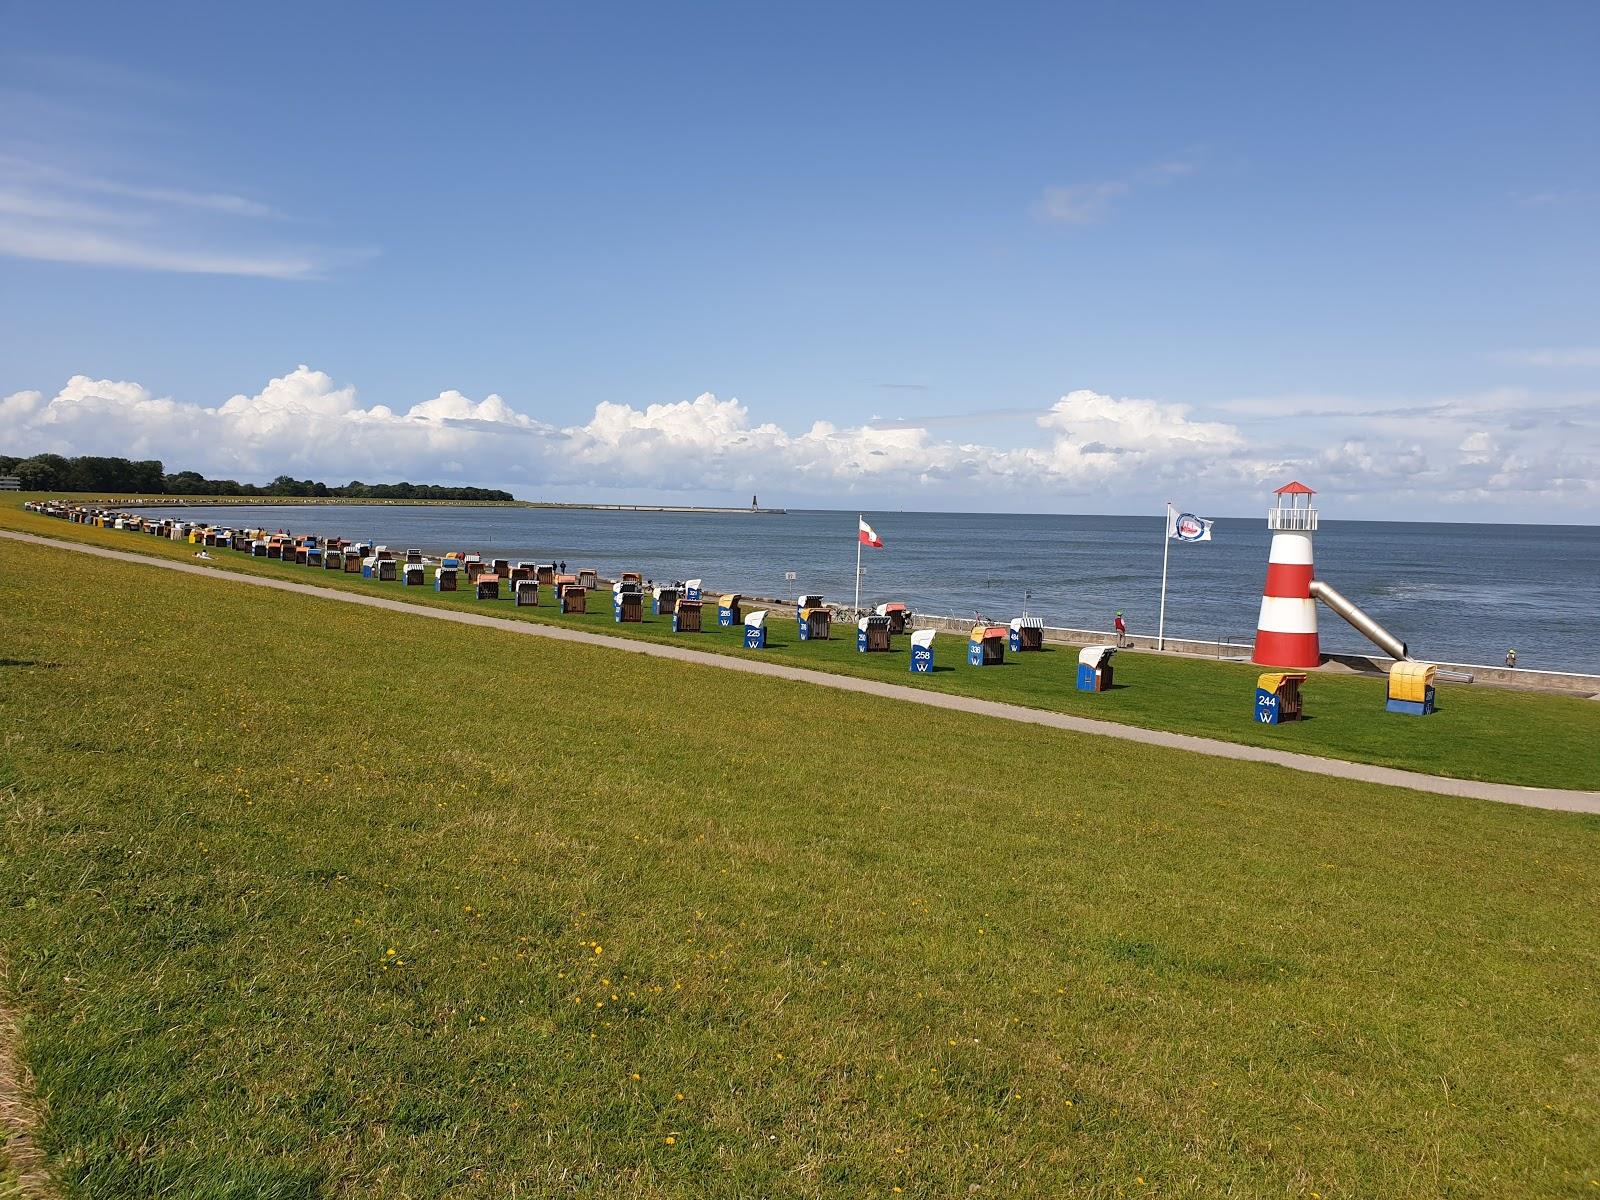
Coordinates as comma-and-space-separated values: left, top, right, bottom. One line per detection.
614, 582, 643, 623
1254, 672, 1307, 724
798, 606, 831, 641
673, 599, 702, 633
857, 615, 891, 653
1009, 617, 1044, 652
876, 602, 910, 635
744, 609, 769, 648
1077, 645, 1117, 692
1386, 661, 1436, 716
968, 625, 1006, 666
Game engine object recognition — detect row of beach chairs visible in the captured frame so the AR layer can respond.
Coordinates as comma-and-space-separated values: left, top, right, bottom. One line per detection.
27, 500, 1116, 685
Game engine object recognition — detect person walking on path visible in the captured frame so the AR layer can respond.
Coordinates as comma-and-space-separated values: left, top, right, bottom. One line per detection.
1506, 648, 1518, 668
1115, 611, 1130, 647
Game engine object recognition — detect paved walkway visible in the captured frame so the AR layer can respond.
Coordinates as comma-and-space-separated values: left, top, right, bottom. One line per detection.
7, 528, 1599, 816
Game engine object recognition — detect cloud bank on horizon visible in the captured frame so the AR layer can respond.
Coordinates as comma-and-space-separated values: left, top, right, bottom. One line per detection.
3, 366, 1596, 517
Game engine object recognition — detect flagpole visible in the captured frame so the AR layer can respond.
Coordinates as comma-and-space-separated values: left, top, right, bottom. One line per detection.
854, 515, 863, 616
1157, 501, 1171, 651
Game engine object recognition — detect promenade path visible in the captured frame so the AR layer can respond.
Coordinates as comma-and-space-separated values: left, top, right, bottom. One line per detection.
8, 529, 1598, 817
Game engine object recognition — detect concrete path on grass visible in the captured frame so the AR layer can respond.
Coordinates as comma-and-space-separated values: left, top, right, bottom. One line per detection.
7, 528, 1599, 817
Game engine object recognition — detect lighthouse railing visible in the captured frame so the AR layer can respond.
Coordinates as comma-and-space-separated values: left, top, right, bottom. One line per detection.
1266, 507, 1318, 531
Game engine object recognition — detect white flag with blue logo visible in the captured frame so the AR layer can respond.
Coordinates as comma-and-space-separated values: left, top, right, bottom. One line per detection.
1167, 506, 1214, 542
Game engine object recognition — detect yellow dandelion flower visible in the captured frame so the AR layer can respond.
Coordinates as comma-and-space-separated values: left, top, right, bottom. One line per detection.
664, 1135, 676, 1145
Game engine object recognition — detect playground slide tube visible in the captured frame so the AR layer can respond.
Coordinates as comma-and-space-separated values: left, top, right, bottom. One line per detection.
1308, 579, 1409, 661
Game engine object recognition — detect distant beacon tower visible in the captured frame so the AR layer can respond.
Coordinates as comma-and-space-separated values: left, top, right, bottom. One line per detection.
1252, 482, 1321, 668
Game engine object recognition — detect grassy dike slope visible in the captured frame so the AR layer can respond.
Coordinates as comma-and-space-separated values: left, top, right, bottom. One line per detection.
1, 540, 1598, 1198
5, 500, 1599, 792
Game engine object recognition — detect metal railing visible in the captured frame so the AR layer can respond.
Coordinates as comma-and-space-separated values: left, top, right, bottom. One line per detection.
1266, 507, 1319, 531
1216, 632, 1253, 660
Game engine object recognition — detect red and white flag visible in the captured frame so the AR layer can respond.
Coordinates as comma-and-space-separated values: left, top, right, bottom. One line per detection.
858, 517, 884, 548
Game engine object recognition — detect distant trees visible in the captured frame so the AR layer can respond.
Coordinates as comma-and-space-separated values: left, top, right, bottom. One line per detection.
0, 454, 164, 493
0, 454, 512, 501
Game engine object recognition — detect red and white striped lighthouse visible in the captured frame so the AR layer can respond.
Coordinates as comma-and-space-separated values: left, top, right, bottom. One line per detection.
1252, 481, 1321, 668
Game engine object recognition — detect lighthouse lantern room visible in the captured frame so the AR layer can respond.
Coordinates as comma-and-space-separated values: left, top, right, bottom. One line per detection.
1253, 482, 1322, 668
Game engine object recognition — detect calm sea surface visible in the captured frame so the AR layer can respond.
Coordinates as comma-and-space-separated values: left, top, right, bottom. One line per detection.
154, 505, 1600, 673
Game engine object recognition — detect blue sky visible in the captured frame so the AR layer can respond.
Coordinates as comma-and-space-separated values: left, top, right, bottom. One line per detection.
2, 1, 1597, 518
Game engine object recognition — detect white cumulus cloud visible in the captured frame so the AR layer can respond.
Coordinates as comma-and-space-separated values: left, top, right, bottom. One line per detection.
3, 367, 1597, 517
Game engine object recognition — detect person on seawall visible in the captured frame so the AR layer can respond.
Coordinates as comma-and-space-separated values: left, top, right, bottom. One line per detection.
1115, 611, 1129, 647
1506, 648, 1517, 668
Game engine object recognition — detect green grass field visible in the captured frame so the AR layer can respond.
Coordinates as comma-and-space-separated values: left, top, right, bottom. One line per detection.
1, 538, 1598, 1197
5, 499, 1597, 791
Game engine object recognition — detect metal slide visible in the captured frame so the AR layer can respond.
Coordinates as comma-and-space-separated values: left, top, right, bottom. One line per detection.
1308, 579, 1410, 661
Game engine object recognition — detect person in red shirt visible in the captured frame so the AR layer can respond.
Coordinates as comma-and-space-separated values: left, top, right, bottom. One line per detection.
1114, 611, 1129, 647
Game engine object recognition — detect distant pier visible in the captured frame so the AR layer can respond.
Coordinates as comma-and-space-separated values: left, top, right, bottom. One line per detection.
528, 503, 788, 515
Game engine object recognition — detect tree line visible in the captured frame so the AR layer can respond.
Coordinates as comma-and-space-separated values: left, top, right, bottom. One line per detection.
0, 454, 514, 502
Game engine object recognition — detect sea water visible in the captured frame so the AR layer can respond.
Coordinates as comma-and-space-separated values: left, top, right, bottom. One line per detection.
152, 505, 1600, 673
